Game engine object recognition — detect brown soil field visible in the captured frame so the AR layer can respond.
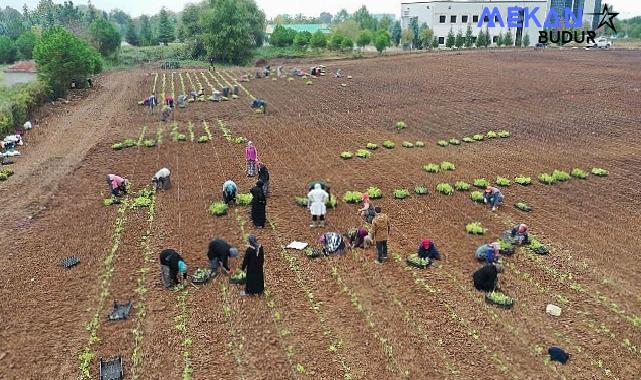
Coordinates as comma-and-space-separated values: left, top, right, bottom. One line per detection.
1, 49, 641, 379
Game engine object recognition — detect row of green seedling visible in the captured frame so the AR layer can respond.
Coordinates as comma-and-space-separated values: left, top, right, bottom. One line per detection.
219, 281, 246, 380
222, 71, 255, 100
174, 285, 193, 380
437, 130, 511, 147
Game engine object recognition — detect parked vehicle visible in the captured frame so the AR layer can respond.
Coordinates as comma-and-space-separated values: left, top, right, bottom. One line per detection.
587, 36, 612, 48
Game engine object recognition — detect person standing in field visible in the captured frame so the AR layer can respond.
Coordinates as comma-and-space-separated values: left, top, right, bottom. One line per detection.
307, 183, 329, 228
245, 141, 258, 177
257, 161, 270, 197
250, 180, 267, 228
371, 207, 390, 264
241, 234, 265, 296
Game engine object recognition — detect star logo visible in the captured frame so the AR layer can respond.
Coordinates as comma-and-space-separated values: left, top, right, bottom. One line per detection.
595, 3, 619, 33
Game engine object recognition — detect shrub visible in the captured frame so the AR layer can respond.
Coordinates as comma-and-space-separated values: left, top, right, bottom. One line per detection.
449, 139, 461, 145
415, 141, 425, 147
465, 222, 487, 235
367, 187, 383, 199
571, 168, 588, 179
395, 121, 406, 130
440, 161, 456, 171
0, 80, 48, 135
237, 193, 253, 206
176, 134, 187, 141
498, 130, 511, 138
423, 163, 440, 173
340, 151, 353, 159
552, 170, 570, 182
538, 173, 556, 185
436, 183, 454, 195
342, 191, 363, 203
514, 176, 532, 185
198, 136, 210, 143
591, 167, 608, 177
473, 178, 489, 188
143, 139, 156, 147
496, 177, 511, 186
454, 181, 470, 191
470, 191, 484, 203
462, 137, 474, 143
0, 36, 17, 64
366, 143, 378, 150
402, 141, 414, 148
209, 201, 228, 216
382, 140, 395, 149
486, 130, 498, 138
437, 140, 449, 147
355, 149, 371, 158
414, 186, 428, 195
393, 188, 409, 199
472, 134, 484, 141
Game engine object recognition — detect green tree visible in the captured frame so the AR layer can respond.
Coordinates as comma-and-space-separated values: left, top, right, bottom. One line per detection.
157, 7, 175, 46
293, 31, 312, 49
409, 17, 420, 49
125, 18, 139, 46
446, 28, 455, 48
391, 21, 402, 46
328, 33, 344, 51
270, 24, 294, 46
33, 25, 102, 97
239, 0, 266, 47
419, 27, 433, 49
356, 30, 372, 49
201, 0, 255, 64
310, 30, 327, 49
484, 26, 491, 47
139, 15, 154, 46
401, 29, 414, 49
89, 17, 121, 56
0, 37, 17, 64
504, 28, 514, 46
181, 3, 203, 38
16, 31, 37, 59
341, 37, 354, 51
522, 33, 530, 47
319, 12, 332, 24
418, 23, 430, 49
352, 5, 377, 31
455, 29, 465, 48
378, 15, 393, 32
431, 36, 439, 49
497, 31, 504, 47
464, 24, 474, 48
373, 30, 390, 54
333, 9, 350, 24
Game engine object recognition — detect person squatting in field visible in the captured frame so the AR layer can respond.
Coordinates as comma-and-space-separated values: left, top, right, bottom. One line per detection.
473, 263, 503, 292
165, 95, 174, 108
348, 226, 373, 249
511, 224, 530, 245
152, 168, 171, 191
307, 183, 329, 228
320, 232, 346, 255
222, 180, 237, 204
106, 174, 128, 198
418, 239, 441, 261
245, 141, 258, 177
475, 242, 500, 265
484, 186, 504, 211
159, 249, 187, 288
207, 239, 238, 278
250, 99, 267, 114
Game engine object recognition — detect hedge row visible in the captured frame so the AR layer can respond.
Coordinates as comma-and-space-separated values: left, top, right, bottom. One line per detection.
0, 80, 48, 135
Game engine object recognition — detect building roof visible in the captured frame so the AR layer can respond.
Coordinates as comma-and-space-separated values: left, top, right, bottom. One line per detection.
265, 24, 331, 34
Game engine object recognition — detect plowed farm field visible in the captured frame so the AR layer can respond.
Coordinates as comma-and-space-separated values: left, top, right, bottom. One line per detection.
2, 49, 641, 379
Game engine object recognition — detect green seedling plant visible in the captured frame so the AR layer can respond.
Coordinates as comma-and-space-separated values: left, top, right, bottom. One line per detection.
187, 122, 195, 142
498, 130, 511, 138
326, 194, 338, 209
538, 173, 556, 185
437, 140, 449, 147
123, 138, 137, 148
192, 268, 212, 282
415, 141, 425, 147
496, 177, 511, 186
340, 151, 354, 159
305, 80, 313, 85
111, 143, 124, 150
486, 291, 514, 306
514, 176, 532, 185
143, 139, 155, 148
366, 143, 378, 150
474, 178, 490, 188
449, 138, 461, 145
0, 168, 14, 181
383, 140, 395, 149
402, 141, 414, 148
414, 186, 428, 195
176, 134, 187, 142
407, 254, 430, 269
423, 163, 440, 173
552, 169, 571, 182
367, 187, 383, 199
236, 193, 253, 206
498, 239, 513, 251
591, 167, 608, 177
295, 197, 308, 207
355, 149, 371, 158
454, 181, 470, 191
486, 130, 498, 138
197, 136, 209, 143
230, 269, 247, 283
234, 136, 247, 144
463, 137, 474, 143
209, 201, 228, 216
470, 191, 484, 203
342, 191, 363, 204
571, 168, 588, 179
393, 188, 409, 199
395, 121, 406, 130
472, 134, 484, 141
440, 161, 456, 171
515, 202, 531, 212
436, 183, 454, 195
466, 222, 487, 235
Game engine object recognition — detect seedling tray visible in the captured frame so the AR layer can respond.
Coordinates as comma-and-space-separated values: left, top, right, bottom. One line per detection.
60, 256, 80, 269
485, 294, 515, 309
99, 356, 123, 380
107, 300, 132, 321
500, 248, 515, 256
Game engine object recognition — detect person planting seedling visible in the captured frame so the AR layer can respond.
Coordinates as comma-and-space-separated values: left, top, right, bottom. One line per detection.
250, 98, 268, 115
159, 249, 187, 288
475, 242, 500, 264
348, 226, 373, 249
222, 180, 237, 204
207, 238, 239, 278
106, 173, 129, 200
417, 239, 441, 261
320, 232, 346, 256
151, 167, 171, 191
473, 263, 503, 292
484, 186, 504, 211
510, 224, 530, 245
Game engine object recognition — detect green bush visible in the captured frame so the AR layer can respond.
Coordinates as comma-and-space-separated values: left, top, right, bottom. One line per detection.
454, 181, 470, 191
414, 185, 428, 195
498, 130, 511, 138
393, 188, 409, 199
395, 121, 406, 129
472, 134, 484, 141
16, 31, 37, 60
591, 167, 608, 177
570, 168, 588, 179
0, 36, 17, 64
415, 141, 425, 147
514, 176, 532, 185
436, 183, 454, 195
552, 169, 570, 182
473, 178, 489, 188
340, 151, 353, 159
0, 80, 48, 135
209, 201, 228, 216
465, 222, 487, 235
198, 136, 210, 143
295, 197, 308, 207
440, 161, 456, 171
382, 140, 395, 149
470, 191, 484, 203
367, 187, 383, 199
342, 191, 363, 203
355, 149, 371, 158
462, 137, 474, 143
538, 173, 556, 185
402, 141, 414, 148
237, 193, 253, 206
437, 140, 448, 147
486, 130, 498, 138
143, 139, 156, 147
423, 163, 440, 173
496, 177, 511, 186
366, 143, 378, 150
449, 139, 461, 145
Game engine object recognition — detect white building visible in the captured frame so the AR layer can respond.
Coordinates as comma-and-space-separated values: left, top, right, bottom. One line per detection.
400, 0, 550, 47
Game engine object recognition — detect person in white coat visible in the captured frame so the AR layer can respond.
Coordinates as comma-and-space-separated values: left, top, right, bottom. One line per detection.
307, 183, 329, 228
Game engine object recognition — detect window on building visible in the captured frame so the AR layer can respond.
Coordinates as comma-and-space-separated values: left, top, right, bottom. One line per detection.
473, 15, 479, 23
494, 16, 500, 23
462, 15, 468, 23
483, 15, 489, 23
472, 36, 477, 43
451, 15, 457, 23
439, 15, 446, 23
438, 36, 445, 44
492, 36, 498, 43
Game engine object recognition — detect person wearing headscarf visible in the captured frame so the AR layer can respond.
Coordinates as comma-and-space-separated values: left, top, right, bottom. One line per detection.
222, 180, 237, 204
159, 249, 187, 288
107, 174, 128, 198
473, 263, 502, 292
371, 207, 390, 264
307, 183, 329, 228
257, 161, 270, 197
151, 168, 171, 190
484, 186, 504, 211
320, 232, 346, 255
418, 240, 441, 260
475, 242, 500, 264
510, 223, 530, 245
245, 141, 258, 177
250, 180, 267, 228
241, 234, 265, 296
207, 239, 239, 277
357, 193, 376, 224
349, 226, 372, 249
